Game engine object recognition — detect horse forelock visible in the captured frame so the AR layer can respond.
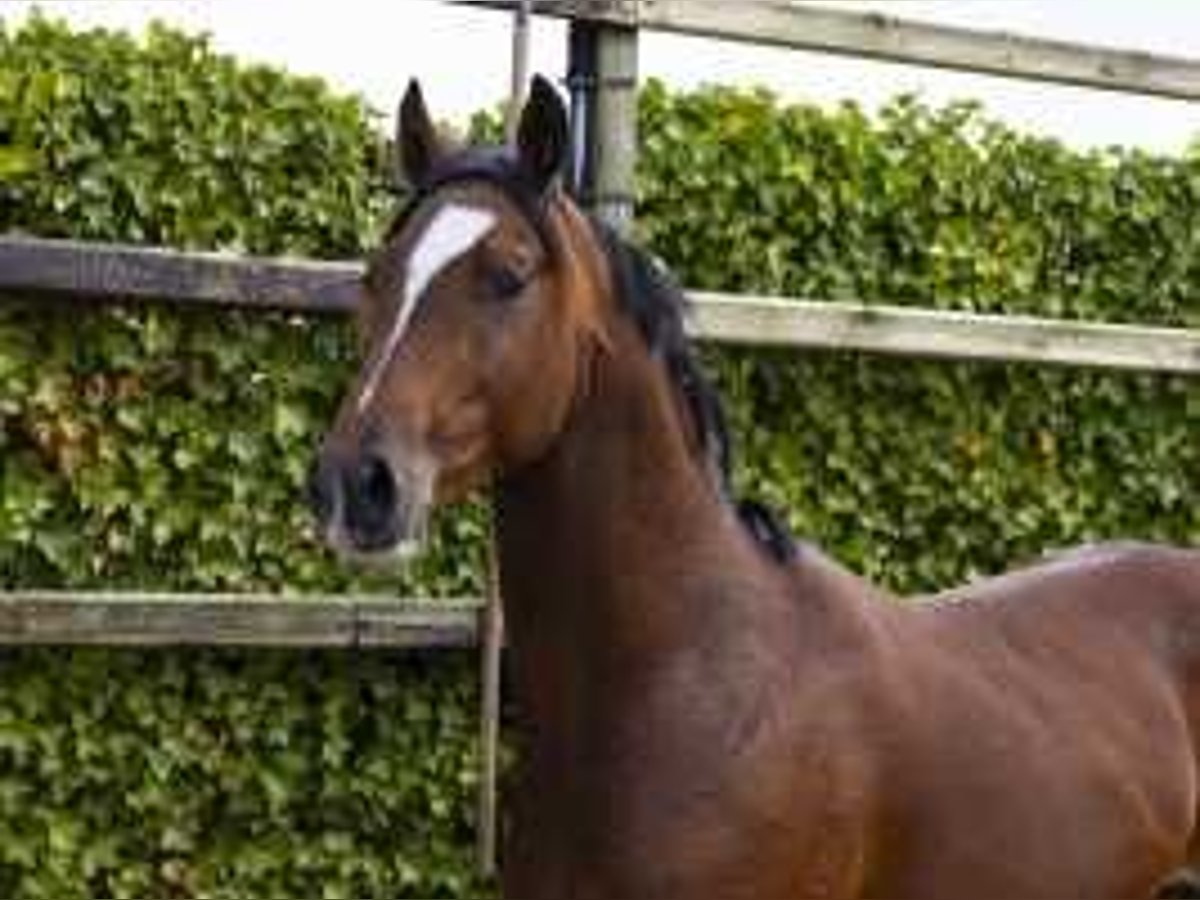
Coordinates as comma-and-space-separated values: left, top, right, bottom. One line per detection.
385, 148, 554, 248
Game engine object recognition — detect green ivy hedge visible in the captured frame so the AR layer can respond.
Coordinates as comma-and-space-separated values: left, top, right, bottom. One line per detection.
0, 649, 486, 900
637, 82, 1200, 327
0, 14, 1197, 898
0, 18, 487, 899
0, 16, 382, 255
0, 16, 485, 598
634, 81, 1198, 587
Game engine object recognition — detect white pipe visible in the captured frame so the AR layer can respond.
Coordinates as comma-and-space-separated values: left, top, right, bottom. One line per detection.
506, 0, 534, 142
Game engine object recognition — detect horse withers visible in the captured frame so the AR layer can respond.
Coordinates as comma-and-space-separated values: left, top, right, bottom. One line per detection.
309, 76, 1200, 899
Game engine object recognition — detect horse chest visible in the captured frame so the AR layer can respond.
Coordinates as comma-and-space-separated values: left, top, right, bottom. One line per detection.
507, 782, 867, 900
506, 697, 872, 900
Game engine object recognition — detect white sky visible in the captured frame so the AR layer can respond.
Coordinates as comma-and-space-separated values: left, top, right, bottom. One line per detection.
3, 1, 1200, 153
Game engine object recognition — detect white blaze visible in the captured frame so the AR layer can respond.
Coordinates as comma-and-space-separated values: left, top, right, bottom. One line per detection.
357, 204, 497, 413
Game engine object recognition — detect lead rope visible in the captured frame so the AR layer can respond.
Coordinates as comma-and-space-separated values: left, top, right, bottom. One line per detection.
479, 0, 533, 878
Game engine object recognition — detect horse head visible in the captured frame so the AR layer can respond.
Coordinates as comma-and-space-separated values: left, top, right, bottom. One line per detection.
308, 76, 606, 560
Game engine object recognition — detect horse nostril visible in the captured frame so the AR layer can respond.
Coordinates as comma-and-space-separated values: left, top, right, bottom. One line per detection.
354, 453, 397, 525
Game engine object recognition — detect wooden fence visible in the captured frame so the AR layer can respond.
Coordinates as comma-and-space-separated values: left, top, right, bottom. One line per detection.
6, 235, 1198, 373
464, 0, 1200, 100
2, 0, 1200, 648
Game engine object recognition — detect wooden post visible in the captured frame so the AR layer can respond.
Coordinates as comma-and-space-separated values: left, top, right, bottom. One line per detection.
477, 532, 504, 878
568, 19, 639, 232
593, 24, 638, 231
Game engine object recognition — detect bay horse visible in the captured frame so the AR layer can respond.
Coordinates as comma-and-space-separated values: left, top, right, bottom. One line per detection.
309, 76, 1200, 899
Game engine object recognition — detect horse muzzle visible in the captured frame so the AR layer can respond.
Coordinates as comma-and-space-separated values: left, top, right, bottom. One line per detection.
307, 446, 435, 563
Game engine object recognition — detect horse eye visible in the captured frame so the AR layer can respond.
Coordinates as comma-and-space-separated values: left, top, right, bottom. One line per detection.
486, 264, 527, 301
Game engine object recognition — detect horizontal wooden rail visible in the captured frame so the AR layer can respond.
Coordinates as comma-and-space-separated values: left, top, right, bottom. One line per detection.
0, 234, 357, 313
0, 593, 480, 647
3, 235, 1198, 373
458, 1, 1200, 102
691, 294, 1200, 374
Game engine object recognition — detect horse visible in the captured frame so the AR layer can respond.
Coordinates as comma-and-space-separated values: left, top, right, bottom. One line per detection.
308, 75, 1200, 899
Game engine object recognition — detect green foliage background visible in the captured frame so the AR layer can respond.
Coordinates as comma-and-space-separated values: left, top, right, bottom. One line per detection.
634, 82, 1198, 585
0, 15, 1197, 898
0, 18, 488, 899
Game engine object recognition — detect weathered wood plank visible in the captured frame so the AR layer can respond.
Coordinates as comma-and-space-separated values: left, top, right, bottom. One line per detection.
0, 592, 480, 648
0, 235, 358, 313
590, 21, 640, 232
3, 235, 1199, 373
456, 0, 1200, 101
690, 294, 1200, 374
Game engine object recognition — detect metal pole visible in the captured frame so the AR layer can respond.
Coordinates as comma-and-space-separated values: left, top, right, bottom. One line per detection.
568, 19, 639, 232
567, 21, 599, 200
506, 0, 534, 143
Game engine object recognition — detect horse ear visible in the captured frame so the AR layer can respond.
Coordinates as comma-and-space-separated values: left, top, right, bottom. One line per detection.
516, 74, 568, 191
396, 79, 443, 188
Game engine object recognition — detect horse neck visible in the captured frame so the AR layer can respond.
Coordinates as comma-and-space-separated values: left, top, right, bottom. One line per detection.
494, 300, 824, 758
497, 312, 739, 650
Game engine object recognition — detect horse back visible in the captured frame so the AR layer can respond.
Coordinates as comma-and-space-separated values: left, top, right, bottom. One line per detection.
869, 542, 1200, 898
925, 542, 1200, 680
